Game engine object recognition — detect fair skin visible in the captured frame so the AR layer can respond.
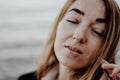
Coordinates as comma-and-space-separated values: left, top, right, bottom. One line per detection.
55, 0, 106, 70
54, 0, 120, 80
100, 60, 120, 80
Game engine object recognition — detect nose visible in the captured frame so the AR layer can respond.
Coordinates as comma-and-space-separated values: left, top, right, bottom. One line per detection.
72, 27, 87, 44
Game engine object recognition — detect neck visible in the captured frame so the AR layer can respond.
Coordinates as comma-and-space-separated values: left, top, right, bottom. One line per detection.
57, 64, 88, 80
57, 64, 70, 80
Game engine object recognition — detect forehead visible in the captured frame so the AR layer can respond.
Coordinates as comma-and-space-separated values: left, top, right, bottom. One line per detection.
68, 0, 105, 18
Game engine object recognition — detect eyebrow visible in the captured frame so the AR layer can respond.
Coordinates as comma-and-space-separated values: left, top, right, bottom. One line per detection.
70, 8, 85, 16
96, 18, 107, 24
70, 8, 107, 24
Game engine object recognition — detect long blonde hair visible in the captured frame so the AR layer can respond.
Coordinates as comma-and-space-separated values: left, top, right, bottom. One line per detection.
36, 0, 120, 80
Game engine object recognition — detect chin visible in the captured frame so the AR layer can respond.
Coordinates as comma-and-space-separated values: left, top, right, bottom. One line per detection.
59, 59, 84, 70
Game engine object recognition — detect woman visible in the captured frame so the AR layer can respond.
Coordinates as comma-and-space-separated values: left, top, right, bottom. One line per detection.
18, 0, 120, 80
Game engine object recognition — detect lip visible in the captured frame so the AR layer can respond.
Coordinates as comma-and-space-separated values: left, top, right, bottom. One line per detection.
64, 45, 83, 55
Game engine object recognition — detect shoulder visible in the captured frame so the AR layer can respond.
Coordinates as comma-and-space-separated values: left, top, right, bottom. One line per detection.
18, 71, 37, 80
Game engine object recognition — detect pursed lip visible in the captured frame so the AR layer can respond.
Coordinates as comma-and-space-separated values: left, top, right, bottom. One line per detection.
64, 45, 83, 54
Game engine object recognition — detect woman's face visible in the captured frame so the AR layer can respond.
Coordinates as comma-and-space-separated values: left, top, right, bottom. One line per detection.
54, 0, 106, 70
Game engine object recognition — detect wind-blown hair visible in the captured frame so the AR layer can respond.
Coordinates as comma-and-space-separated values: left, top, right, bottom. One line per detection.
36, 0, 120, 80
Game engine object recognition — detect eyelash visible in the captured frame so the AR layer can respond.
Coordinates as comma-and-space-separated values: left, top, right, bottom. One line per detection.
92, 28, 104, 37
66, 19, 104, 38
66, 19, 79, 24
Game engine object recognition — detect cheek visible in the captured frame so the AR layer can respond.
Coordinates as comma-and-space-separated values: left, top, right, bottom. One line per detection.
56, 22, 66, 39
87, 36, 102, 59
88, 47, 99, 60
55, 21, 73, 43
90, 46, 102, 62
54, 22, 67, 52
83, 47, 100, 67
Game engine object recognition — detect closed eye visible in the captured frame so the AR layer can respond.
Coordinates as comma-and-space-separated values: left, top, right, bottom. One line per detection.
92, 28, 104, 37
66, 19, 79, 24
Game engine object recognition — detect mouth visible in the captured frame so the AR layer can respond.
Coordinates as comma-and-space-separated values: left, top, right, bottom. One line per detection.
64, 45, 83, 54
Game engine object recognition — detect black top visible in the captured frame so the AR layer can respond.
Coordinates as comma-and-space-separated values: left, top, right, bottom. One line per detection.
18, 71, 37, 80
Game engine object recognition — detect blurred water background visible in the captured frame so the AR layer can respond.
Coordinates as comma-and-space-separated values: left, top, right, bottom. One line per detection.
0, 0, 120, 80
